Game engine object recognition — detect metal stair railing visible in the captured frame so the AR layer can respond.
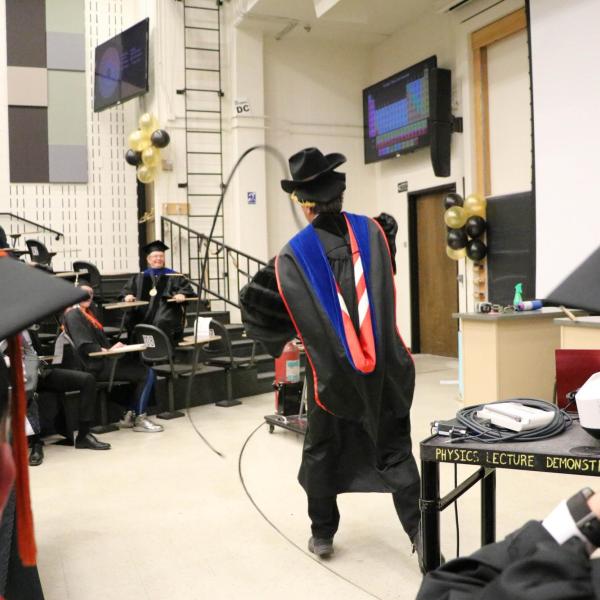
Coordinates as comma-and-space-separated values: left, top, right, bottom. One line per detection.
161, 216, 266, 310
0, 212, 64, 247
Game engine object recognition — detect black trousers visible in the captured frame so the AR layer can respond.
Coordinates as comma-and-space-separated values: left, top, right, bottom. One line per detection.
38, 368, 97, 423
94, 355, 148, 400
308, 483, 421, 542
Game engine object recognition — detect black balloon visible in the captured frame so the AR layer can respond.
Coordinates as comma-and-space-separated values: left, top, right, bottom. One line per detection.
466, 239, 487, 261
125, 149, 142, 166
447, 227, 468, 250
151, 129, 170, 148
465, 216, 487, 239
444, 192, 463, 210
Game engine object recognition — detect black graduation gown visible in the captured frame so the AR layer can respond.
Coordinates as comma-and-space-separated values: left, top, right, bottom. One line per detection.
62, 308, 110, 375
119, 271, 195, 343
417, 520, 600, 600
240, 213, 419, 497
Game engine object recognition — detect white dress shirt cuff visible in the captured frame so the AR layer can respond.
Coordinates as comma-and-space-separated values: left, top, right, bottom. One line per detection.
543, 499, 595, 553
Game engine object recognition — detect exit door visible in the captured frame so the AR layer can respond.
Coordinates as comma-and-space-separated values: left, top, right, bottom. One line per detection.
409, 190, 459, 357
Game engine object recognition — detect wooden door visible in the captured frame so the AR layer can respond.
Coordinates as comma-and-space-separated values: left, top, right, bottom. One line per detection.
416, 193, 458, 357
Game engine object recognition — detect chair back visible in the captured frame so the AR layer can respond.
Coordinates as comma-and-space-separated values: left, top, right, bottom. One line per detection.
203, 319, 234, 367
73, 261, 103, 294
25, 239, 53, 266
133, 324, 174, 368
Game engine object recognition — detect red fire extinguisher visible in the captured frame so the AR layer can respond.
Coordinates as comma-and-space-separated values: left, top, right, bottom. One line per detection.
274, 341, 301, 413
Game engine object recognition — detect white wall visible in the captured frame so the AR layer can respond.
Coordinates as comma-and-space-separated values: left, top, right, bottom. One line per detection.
0, 0, 142, 274
366, 0, 526, 346
487, 29, 531, 196
263, 36, 375, 256
369, 10, 459, 346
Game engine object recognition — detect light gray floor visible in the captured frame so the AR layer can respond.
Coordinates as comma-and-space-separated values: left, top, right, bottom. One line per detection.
30, 355, 599, 600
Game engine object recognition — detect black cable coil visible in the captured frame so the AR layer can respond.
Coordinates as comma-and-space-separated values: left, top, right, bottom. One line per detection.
453, 398, 572, 444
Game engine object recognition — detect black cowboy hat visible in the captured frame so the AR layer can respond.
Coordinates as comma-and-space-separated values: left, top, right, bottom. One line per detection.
281, 148, 346, 202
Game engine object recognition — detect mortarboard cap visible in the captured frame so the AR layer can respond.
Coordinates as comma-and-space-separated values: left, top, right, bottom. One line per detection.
546, 246, 600, 314
143, 240, 169, 254
0, 252, 87, 340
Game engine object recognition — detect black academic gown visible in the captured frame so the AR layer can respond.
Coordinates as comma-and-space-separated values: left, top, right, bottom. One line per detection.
119, 270, 195, 343
240, 212, 418, 498
417, 520, 600, 600
62, 307, 110, 375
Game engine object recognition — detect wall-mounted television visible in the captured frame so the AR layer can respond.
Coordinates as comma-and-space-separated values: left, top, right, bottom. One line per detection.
94, 18, 149, 112
363, 56, 437, 164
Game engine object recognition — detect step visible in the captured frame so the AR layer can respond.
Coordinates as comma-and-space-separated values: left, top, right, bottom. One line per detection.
231, 338, 255, 357
219, 323, 245, 341
184, 310, 230, 327
254, 353, 275, 374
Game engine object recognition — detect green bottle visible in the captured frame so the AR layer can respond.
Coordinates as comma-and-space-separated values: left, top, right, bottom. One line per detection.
513, 283, 523, 306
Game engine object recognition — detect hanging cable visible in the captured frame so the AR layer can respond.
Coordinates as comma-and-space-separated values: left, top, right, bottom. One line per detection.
183, 145, 291, 457
238, 421, 386, 600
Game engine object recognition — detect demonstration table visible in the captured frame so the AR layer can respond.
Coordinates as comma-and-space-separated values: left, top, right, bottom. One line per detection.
455, 308, 585, 405
419, 423, 600, 572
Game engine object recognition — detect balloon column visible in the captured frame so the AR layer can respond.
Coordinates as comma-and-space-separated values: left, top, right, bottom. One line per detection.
443, 193, 487, 261
125, 113, 171, 184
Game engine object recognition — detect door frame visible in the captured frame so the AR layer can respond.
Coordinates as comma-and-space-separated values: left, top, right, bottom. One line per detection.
408, 182, 457, 354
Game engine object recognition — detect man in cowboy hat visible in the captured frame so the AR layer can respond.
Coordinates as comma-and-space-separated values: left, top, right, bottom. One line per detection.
240, 147, 422, 567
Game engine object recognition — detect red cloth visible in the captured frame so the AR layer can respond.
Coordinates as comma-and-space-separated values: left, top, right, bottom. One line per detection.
7, 336, 36, 566
555, 349, 600, 412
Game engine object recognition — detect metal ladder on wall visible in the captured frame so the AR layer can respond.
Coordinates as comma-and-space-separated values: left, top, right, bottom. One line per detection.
177, 0, 226, 306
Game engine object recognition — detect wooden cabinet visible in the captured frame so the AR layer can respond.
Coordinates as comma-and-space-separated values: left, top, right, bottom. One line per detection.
456, 308, 584, 406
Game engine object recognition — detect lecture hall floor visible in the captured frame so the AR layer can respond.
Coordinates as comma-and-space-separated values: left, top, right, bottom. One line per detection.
30, 355, 598, 600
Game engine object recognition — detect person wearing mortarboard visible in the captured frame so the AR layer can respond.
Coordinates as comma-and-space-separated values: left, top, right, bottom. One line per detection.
239, 148, 422, 567
0, 249, 88, 599
119, 240, 195, 345
62, 285, 162, 433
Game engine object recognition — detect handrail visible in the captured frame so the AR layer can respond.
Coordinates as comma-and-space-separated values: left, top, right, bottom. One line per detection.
161, 217, 266, 265
161, 216, 266, 310
0, 212, 64, 240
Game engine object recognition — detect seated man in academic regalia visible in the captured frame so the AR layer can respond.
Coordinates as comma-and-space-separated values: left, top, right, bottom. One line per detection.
119, 240, 195, 344
62, 285, 163, 433
417, 487, 600, 600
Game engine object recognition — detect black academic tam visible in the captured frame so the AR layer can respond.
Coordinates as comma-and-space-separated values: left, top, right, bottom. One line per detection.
0, 253, 87, 339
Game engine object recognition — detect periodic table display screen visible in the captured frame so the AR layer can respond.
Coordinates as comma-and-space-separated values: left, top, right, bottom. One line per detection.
363, 56, 437, 164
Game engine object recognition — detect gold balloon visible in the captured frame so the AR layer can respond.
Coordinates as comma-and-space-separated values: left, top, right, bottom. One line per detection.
142, 146, 162, 169
463, 194, 487, 218
139, 112, 159, 134
137, 165, 156, 184
128, 129, 151, 152
446, 246, 466, 260
444, 206, 467, 229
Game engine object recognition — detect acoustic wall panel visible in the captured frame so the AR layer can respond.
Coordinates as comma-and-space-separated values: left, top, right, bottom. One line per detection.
49, 145, 87, 183
2, 0, 139, 274
47, 71, 86, 145
46, 32, 86, 71
8, 107, 49, 183
5, 0, 87, 183
7, 67, 48, 106
6, 0, 46, 68
45, 0, 86, 35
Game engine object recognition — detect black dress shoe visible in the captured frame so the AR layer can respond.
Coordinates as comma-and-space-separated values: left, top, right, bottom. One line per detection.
75, 433, 111, 450
29, 442, 44, 466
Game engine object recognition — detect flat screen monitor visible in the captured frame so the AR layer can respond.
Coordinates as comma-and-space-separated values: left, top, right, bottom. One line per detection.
94, 18, 149, 112
363, 56, 437, 164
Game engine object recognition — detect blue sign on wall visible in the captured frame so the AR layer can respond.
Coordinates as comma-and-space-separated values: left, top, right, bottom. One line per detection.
247, 192, 256, 205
